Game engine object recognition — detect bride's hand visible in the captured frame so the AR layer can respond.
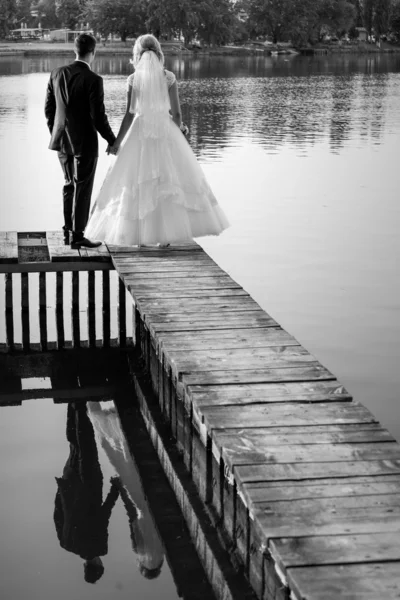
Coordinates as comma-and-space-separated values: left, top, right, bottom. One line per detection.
107, 142, 120, 156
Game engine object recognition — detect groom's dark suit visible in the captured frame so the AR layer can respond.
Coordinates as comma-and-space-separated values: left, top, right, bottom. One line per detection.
45, 60, 116, 235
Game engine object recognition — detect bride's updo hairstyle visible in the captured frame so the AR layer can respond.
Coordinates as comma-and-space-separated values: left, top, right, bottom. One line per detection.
131, 34, 164, 68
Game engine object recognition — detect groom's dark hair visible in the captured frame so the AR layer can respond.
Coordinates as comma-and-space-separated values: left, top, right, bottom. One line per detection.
75, 33, 96, 57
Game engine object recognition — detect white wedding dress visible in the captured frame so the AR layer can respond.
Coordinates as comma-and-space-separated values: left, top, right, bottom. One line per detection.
86, 54, 229, 246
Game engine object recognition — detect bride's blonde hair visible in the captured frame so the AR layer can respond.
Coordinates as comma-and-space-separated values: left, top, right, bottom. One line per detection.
131, 34, 164, 68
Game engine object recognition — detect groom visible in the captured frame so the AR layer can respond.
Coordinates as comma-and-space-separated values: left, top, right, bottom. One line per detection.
45, 33, 116, 248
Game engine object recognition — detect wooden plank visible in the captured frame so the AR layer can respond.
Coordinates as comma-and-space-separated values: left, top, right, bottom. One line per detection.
167, 346, 319, 378
200, 402, 377, 431
84, 244, 111, 262
46, 231, 81, 262
39, 272, 47, 351
125, 277, 242, 291
87, 270, 96, 348
0, 261, 113, 273
235, 460, 400, 485
181, 365, 336, 387
218, 438, 400, 468
135, 288, 250, 299
286, 562, 400, 600
243, 475, 400, 504
109, 243, 201, 253
149, 313, 278, 335
118, 276, 126, 347
102, 270, 110, 347
55, 271, 65, 349
214, 424, 392, 447
156, 328, 299, 352
253, 499, 400, 538
117, 264, 223, 275
5, 272, 14, 351
71, 271, 80, 348
270, 532, 400, 570
187, 381, 352, 407
21, 272, 30, 351
137, 296, 260, 314
0, 231, 18, 263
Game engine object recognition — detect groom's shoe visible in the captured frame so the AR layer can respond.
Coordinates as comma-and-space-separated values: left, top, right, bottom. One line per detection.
71, 232, 102, 249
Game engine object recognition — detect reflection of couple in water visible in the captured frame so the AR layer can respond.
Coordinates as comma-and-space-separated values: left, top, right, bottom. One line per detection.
54, 401, 164, 583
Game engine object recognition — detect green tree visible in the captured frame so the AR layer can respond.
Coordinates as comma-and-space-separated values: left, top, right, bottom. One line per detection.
390, 0, 400, 39
145, 0, 199, 44
374, 0, 392, 39
0, 0, 17, 36
55, 0, 83, 28
15, 0, 32, 24
197, 0, 237, 46
86, 0, 145, 41
35, 0, 60, 28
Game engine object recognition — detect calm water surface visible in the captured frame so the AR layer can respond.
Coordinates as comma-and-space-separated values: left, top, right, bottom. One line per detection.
0, 54, 399, 445
0, 352, 215, 600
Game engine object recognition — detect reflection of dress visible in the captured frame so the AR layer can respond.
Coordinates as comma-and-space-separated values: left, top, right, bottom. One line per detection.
85, 67, 229, 246
54, 403, 119, 560
88, 401, 164, 573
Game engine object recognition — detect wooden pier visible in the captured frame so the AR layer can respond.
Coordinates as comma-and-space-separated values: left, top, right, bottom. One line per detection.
1, 231, 400, 600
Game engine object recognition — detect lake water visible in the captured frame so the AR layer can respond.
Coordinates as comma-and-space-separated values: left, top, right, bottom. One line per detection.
0, 350, 217, 600
0, 53, 399, 447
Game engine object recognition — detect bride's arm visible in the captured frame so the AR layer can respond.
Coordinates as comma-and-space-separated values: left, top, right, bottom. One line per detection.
168, 82, 182, 129
113, 87, 135, 151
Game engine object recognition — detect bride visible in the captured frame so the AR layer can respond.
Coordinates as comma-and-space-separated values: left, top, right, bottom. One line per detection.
85, 34, 230, 247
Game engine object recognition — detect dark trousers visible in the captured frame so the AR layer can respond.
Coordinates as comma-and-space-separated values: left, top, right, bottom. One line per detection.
58, 153, 98, 234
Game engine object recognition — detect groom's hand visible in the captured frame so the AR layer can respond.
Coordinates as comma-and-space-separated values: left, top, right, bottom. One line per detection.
107, 142, 119, 156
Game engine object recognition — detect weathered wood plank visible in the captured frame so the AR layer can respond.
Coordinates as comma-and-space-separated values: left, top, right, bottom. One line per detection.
125, 277, 242, 291
254, 500, 400, 538
46, 231, 80, 262
102, 270, 110, 347
87, 270, 96, 348
83, 244, 111, 261
5, 272, 14, 351
135, 288, 250, 299
118, 264, 223, 276
118, 276, 126, 347
167, 346, 319, 378
149, 314, 279, 335
0, 231, 18, 263
235, 460, 400, 485
71, 271, 80, 348
21, 272, 30, 351
214, 423, 392, 447
55, 271, 65, 349
156, 328, 299, 353
200, 402, 377, 431
0, 261, 113, 274
138, 296, 260, 315
187, 381, 351, 407
109, 242, 201, 253
286, 562, 400, 600
243, 475, 400, 504
181, 365, 336, 387
270, 532, 400, 571
39, 272, 47, 351
218, 439, 400, 468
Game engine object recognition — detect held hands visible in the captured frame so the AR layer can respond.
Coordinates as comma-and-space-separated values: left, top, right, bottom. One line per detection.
106, 142, 120, 156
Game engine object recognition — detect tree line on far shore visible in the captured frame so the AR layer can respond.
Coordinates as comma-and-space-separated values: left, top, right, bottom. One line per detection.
1, 0, 400, 46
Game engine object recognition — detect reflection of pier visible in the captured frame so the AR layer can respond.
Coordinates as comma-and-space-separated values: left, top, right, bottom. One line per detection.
2, 230, 400, 599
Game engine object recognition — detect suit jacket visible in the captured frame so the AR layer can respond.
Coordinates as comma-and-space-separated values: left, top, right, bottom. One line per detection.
45, 60, 115, 157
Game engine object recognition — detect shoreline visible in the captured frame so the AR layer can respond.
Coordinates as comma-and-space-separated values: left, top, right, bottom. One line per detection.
1, 41, 400, 58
